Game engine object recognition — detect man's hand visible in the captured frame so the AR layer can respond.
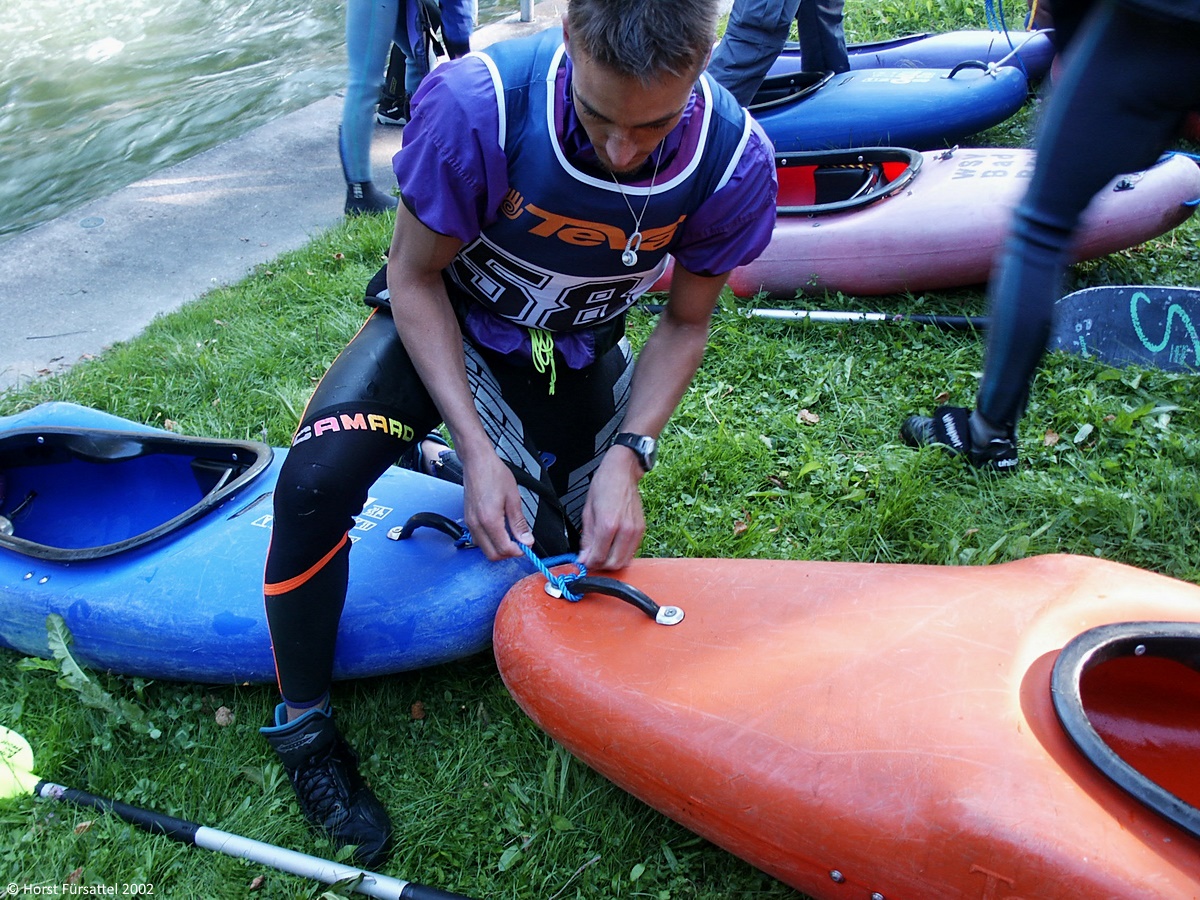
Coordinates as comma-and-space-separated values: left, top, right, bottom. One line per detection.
460, 448, 535, 561
572, 267, 726, 570
576, 446, 646, 570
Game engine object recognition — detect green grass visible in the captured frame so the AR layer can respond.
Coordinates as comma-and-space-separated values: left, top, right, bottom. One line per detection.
3, 1, 1200, 896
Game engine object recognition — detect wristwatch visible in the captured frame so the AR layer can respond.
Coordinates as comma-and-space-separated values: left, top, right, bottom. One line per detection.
612, 432, 657, 472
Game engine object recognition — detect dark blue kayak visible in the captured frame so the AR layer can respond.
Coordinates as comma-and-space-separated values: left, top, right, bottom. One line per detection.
768, 28, 1056, 81
0, 402, 530, 683
751, 62, 1029, 152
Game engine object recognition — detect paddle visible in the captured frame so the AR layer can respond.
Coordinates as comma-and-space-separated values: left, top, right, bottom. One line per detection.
642, 284, 1200, 372
637, 302, 983, 329
741, 308, 984, 330
0, 725, 475, 900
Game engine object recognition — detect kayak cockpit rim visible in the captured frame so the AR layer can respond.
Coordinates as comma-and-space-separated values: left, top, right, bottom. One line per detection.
775, 146, 923, 215
748, 70, 835, 110
1051, 620, 1200, 841
0, 426, 273, 562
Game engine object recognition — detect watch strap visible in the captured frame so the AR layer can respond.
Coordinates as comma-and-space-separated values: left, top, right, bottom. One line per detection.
613, 432, 656, 472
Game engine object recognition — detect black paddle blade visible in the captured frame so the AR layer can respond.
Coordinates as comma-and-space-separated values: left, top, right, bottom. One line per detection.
1051, 285, 1200, 372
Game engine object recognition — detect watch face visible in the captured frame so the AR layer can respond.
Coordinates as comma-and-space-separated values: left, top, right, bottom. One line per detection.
616, 433, 657, 471
640, 437, 657, 470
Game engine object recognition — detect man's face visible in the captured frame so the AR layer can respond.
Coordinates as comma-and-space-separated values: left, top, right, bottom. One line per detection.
565, 34, 697, 176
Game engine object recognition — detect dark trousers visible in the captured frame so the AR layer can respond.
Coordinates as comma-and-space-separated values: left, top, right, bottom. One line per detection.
263, 309, 633, 703
707, 0, 849, 106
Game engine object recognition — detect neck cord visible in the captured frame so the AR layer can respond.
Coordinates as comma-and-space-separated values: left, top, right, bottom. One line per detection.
610, 145, 663, 267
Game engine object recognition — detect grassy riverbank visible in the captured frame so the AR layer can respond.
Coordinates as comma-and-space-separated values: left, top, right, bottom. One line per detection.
3, 1, 1200, 897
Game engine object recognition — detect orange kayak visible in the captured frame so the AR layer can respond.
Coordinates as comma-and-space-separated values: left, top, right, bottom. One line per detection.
493, 554, 1200, 899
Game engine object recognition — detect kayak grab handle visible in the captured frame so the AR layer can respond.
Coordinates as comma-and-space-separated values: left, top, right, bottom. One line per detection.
946, 59, 990, 78
387, 511, 474, 547
1051, 621, 1200, 840
547, 575, 685, 626
387, 514, 683, 625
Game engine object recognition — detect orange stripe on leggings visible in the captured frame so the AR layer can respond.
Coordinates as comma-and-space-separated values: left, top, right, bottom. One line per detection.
264, 533, 350, 597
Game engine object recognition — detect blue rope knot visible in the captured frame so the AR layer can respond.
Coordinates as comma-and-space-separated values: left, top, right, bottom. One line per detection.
518, 543, 587, 601
453, 527, 474, 550
457, 527, 587, 599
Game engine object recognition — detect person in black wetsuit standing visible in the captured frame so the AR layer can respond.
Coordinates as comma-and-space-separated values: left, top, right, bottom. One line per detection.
901, 0, 1200, 470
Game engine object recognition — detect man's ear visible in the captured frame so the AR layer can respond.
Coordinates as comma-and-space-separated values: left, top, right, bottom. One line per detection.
561, 13, 571, 57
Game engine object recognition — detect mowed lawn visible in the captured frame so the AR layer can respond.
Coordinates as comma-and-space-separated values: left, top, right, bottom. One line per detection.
2, 0, 1199, 897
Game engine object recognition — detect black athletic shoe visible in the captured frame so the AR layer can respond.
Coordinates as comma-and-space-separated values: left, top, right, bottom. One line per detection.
375, 94, 411, 126
398, 433, 465, 485
398, 432, 448, 475
900, 405, 1019, 473
261, 704, 393, 868
345, 182, 398, 216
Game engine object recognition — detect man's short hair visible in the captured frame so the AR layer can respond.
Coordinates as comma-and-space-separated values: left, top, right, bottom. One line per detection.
567, 0, 719, 82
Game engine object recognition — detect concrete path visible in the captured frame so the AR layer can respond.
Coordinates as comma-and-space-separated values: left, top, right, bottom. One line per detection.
0, 2, 564, 394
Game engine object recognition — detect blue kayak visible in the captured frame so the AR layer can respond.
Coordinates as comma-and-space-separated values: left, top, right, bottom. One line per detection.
767, 28, 1055, 82
0, 402, 530, 683
751, 62, 1029, 152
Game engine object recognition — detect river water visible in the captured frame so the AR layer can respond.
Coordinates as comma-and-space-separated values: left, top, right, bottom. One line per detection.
0, 0, 514, 242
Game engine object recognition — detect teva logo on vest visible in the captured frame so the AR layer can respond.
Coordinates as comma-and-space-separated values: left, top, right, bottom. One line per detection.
502, 188, 685, 252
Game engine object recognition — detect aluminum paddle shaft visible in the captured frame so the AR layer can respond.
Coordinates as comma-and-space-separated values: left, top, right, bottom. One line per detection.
35, 780, 476, 900
637, 302, 985, 330
744, 308, 984, 329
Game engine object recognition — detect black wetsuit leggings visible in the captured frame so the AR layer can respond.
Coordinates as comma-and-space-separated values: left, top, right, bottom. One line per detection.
264, 309, 633, 705
976, 0, 1200, 430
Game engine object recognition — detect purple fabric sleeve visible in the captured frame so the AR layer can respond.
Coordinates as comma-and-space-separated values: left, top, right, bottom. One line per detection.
670, 120, 779, 277
392, 57, 510, 242
394, 54, 778, 275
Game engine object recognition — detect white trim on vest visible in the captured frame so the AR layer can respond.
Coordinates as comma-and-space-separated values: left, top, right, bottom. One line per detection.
468, 50, 507, 151
542, 44, 715, 195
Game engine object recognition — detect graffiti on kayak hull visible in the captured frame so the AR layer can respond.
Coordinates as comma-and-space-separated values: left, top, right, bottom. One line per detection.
1052, 285, 1200, 371
1130, 289, 1200, 368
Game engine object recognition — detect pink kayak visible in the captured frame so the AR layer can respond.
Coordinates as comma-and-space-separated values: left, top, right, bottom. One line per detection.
652, 146, 1200, 298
